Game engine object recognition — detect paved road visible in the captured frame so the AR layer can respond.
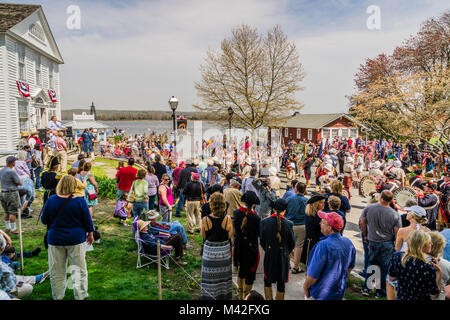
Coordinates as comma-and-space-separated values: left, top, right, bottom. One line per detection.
233, 166, 367, 300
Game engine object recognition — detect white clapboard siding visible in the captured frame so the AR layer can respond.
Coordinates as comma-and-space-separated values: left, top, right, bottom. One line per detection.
6, 36, 20, 150
41, 56, 49, 89
0, 36, 8, 150
25, 46, 34, 85
54, 63, 61, 119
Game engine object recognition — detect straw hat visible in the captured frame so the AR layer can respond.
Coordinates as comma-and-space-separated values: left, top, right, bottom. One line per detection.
137, 220, 150, 232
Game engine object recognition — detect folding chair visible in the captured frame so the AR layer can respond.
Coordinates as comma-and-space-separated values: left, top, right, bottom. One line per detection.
132, 217, 172, 270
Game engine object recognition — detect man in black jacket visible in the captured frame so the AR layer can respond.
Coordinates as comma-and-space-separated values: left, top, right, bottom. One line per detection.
183, 172, 205, 233
175, 159, 197, 218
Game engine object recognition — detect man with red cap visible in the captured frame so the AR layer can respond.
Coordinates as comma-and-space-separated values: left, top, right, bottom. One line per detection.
303, 211, 356, 300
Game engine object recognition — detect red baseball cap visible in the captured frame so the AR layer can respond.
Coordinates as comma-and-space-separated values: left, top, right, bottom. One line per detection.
318, 211, 344, 232
191, 172, 200, 181
179, 161, 185, 166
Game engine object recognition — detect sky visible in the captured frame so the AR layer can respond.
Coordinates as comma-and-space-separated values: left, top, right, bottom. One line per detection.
6, 0, 449, 114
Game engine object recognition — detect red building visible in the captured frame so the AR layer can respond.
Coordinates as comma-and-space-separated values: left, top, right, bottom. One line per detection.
278, 113, 367, 145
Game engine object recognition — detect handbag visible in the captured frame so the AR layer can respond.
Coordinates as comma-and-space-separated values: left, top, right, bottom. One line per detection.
43, 195, 73, 249
87, 187, 97, 201
127, 182, 136, 203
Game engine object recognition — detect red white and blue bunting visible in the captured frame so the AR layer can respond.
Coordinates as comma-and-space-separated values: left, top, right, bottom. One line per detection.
48, 90, 57, 102
16, 81, 30, 97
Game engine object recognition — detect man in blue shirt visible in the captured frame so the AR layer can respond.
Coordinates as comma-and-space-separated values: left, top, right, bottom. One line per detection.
303, 211, 356, 300
285, 182, 308, 273
281, 179, 298, 201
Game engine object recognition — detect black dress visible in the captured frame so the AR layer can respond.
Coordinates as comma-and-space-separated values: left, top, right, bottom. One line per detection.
260, 214, 295, 285
41, 171, 58, 204
233, 207, 261, 284
300, 214, 323, 265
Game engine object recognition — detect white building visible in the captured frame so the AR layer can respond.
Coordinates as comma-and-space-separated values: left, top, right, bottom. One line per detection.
0, 3, 64, 151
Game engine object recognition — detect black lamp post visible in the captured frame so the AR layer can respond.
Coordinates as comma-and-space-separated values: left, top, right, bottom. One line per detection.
228, 107, 234, 150
169, 96, 178, 164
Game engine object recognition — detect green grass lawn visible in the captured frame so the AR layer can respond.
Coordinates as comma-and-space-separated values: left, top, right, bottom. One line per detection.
13, 192, 203, 300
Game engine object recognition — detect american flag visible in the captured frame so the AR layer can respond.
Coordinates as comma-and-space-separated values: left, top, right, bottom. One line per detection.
48, 90, 57, 102
16, 81, 30, 97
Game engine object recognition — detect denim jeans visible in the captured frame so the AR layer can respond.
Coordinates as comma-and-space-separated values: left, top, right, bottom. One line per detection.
34, 166, 43, 188
175, 192, 184, 217
361, 233, 369, 278
20, 178, 35, 210
169, 220, 188, 244
364, 240, 395, 295
148, 194, 156, 210
132, 201, 149, 219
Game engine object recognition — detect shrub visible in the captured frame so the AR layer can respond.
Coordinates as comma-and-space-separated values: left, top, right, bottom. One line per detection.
95, 175, 117, 199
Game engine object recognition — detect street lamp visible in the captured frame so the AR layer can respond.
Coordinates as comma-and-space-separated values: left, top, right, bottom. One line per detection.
169, 96, 178, 164
227, 107, 234, 166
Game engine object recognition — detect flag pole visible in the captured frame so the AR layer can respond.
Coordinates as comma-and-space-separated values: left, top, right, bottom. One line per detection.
17, 192, 24, 275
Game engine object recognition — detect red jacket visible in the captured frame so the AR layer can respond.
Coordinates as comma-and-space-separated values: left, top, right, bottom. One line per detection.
116, 166, 138, 191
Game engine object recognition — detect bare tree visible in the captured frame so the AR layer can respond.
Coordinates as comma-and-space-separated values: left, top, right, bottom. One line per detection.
194, 24, 305, 150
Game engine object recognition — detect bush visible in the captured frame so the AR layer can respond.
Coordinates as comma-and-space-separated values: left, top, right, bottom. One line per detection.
95, 175, 117, 199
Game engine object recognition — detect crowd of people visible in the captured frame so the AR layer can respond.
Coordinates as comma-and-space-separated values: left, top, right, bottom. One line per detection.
1, 128, 450, 301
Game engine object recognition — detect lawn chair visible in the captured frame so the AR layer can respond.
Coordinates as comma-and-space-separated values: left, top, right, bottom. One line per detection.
132, 217, 172, 270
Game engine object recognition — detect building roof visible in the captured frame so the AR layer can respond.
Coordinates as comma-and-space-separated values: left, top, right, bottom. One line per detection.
0, 3, 40, 32
279, 113, 356, 129
63, 120, 110, 130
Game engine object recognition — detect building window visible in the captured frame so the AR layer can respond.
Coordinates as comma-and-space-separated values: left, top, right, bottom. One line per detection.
47, 109, 57, 122
18, 45, 26, 81
285, 128, 288, 137
296, 129, 301, 139
308, 129, 312, 140
332, 128, 339, 138
36, 55, 41, 86
350, 128, 358, 137
18, 102, 29, 132
341, 128, 349, 138
49, 63, 54, 89
322, 128, 330, 139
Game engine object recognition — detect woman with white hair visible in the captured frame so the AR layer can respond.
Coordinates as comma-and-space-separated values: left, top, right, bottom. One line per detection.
15, 150, 35, 218
269, 167, 281, 198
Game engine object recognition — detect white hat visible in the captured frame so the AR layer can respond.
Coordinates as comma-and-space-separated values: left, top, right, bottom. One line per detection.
207, 159, 214, 166
245, 158, 252, 165
373, 161, 381, 169
394, 160, 402, 168
346, 157, 354, 163
404, 205, 426, 217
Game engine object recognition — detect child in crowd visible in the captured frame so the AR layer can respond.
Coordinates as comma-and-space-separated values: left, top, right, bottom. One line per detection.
114, 193, 129, 227
1, 244, 20, 271
1, 244, 41, 271
326, 196, 346, 234
68, 167, 87, 197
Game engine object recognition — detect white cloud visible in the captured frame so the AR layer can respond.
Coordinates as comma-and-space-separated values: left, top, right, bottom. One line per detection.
48, 0, 449, 115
